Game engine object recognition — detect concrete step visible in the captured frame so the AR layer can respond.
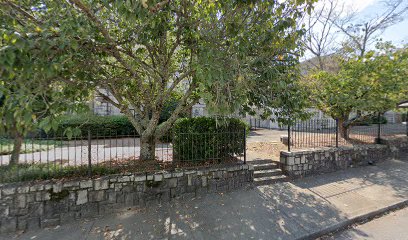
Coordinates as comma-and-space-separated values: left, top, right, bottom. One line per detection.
249, 159, 275, 165
254, 169, 283, 178
253, 163, 279, 171
253, 175, 288, 186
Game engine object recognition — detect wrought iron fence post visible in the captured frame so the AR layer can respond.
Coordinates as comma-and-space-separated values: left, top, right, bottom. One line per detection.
405, 112, 408, 136
243, 127, 247, 164
376, 112, 382, 144
171, 130, 175, 168
88, 129, 92, 177
287, 122, 291, 152
335, 118, 339, 148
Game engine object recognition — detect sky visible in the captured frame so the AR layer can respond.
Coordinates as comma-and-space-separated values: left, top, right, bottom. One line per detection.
302, 0, 408, 60
340, 0, 408, 46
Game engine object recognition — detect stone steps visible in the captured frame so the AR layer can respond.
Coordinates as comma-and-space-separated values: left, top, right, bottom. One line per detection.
251, 160, 288, 186
253, 162, 279, 171
254, 175, 288, 186
254, 169, 283, 178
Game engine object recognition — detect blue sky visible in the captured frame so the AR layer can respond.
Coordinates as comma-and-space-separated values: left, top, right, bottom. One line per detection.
303, 0, 408, 60
345, 0, 408, 46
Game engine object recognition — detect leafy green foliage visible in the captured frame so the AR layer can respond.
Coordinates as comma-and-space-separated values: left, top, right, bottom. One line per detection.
0, 2, 90, 164
0, 12, 88, 136
49, 114, 138, 138
354, 115, 388, 126
304, 46, 408, 121
159, 93, 190, 123
172, 117, 248, 162
1, 0, 316, 160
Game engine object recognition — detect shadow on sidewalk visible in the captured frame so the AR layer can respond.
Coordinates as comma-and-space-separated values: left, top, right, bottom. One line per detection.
292, 158, 408, 200
8, 158, 408, 240
9, 183, 345, 240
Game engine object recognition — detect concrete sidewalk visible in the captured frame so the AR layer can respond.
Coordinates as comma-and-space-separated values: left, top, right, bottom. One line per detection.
327, 207, 408, 239
4, 157, 408, 240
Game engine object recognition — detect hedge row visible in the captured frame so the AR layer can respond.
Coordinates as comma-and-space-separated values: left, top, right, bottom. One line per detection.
48, 115, 138, 138
172, 117, 249, 163
45, 93, 189, 139
354, 115, 388, 126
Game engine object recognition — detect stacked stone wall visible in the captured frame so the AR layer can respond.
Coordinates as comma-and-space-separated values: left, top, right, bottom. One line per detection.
0, 165, 253, 233
280, 136, 408, 178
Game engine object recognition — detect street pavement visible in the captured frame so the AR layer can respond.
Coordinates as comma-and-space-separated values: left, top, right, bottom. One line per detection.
3, 157, 408, 240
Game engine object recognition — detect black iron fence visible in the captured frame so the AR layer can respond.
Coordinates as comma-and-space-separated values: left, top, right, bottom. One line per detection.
0, 129, 246, 183
247, 117, 262, 130
288, 113, 408, 151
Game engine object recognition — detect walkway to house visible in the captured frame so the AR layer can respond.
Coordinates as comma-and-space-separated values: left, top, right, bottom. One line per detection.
247, 128, 287, 143
5, 156, 408, 240
246, 128, 288, 163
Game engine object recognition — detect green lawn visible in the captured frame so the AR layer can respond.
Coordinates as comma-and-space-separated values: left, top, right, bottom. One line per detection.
0, 139, 61, 155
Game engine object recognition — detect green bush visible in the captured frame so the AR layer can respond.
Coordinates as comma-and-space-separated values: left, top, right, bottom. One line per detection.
45, 93, 189, 139
354, 115, 388, 126
172, 117, 249, 163
159, 92, 190, 123
48, 114, 138, 138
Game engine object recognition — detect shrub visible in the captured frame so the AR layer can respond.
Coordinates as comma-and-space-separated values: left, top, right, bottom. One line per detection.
172, 117, 249, 163
45, 93, 189, 139
159, 92, 190, 123
354, 115, 387, 126
370, 115, 388, 124
48, 114, 138, 138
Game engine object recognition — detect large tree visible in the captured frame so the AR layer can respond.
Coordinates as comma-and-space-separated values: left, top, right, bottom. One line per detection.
1, 0, 315, 160
0, 3, 89, 165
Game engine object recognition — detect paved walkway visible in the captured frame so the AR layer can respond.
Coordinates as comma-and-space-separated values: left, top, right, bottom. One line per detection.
4, 157, 408, 240
0, 128, 289, 166
0, 138, 173, 166
247, 129, 286, 143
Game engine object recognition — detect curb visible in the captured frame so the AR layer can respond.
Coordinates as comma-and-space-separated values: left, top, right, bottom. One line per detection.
298, 199, 408, 240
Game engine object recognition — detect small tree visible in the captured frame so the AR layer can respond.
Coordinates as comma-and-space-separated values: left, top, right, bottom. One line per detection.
1, 0, 316, 161
0, 21, 87, 165
304, 45, 408, 139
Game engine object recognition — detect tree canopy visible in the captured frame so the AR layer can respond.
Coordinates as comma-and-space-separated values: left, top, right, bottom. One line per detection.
303, 45, 408, 138
1, 0, 315, 160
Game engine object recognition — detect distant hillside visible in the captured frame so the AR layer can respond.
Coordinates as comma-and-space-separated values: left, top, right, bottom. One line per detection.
300, 54, 341, 75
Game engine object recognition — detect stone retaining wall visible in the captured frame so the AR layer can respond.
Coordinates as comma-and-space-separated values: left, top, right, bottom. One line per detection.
380, 136, 408, 157
0, 164, 253, 233
280, 144, 391, 178
280, 136, 408, 178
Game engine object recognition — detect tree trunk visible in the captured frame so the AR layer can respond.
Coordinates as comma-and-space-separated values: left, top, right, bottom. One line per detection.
140, 134, 156, 161
338, 118, 350, 140
10, 133, 23, 166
